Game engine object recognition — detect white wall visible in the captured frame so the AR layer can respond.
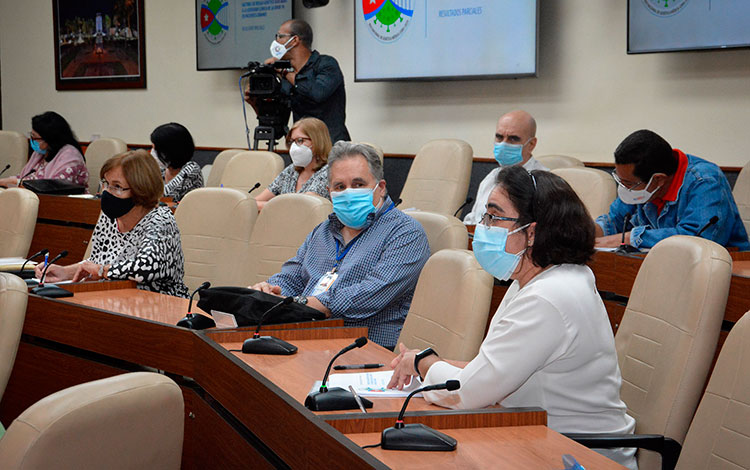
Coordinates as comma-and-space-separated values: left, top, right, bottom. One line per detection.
2, 1, 750, 165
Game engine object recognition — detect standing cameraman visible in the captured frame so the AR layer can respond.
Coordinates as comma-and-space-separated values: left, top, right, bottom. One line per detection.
246, 19, 350, 143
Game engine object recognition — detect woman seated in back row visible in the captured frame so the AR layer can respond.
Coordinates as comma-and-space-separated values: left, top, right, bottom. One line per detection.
37, 150, 190, 297
388, 166, 636, 470
0, 111, 88, 188
254, 117, 332, 210
150, 122, 203, 202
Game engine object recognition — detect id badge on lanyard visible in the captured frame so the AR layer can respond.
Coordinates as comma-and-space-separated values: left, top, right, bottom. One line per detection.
311, 270, 338, 296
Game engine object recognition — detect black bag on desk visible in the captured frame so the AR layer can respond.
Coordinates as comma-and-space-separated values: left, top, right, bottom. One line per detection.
22, 179, 86, 195
196, 287, 326, 327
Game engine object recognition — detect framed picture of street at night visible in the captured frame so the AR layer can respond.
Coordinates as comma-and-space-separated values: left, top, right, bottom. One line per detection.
52, 0, 146, 90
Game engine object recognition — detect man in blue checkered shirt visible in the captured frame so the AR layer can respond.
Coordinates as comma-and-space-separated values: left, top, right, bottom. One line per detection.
252, 142, 430, 349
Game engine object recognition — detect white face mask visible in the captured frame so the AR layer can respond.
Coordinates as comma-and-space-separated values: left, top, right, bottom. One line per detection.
617, 174, 662, 205
150, 148, 167, 171
289, 142, 313, 168
269, 36, 294, 60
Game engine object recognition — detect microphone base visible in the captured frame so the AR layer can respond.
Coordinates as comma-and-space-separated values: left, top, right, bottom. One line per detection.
31, 285, 73, 298
615, 244, 641, 254
242, 336, 298, 355
381, 423, 457, 451
305, 387, 373, 411
176, 313, 216, 330
25, 278, 40, 287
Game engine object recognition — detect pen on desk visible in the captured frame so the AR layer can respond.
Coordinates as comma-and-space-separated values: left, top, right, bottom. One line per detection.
349, 385, 367, 414
43, 252, 49, 271
333, 363, 384, 370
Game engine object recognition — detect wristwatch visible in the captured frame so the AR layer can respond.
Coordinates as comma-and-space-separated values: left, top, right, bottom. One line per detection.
293, 295, 308, 306
414, 347, 438, 381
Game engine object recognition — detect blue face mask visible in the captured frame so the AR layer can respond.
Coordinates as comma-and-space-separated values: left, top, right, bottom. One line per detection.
493, 139, 530, 167
30, 138, 47, 155
472, 223, 529, 281
331, 186, 378, 229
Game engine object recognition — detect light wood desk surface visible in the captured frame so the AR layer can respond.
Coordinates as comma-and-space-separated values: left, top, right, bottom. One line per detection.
348, 425, 627, 469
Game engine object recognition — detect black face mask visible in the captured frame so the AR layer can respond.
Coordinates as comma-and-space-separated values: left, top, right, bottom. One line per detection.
101, 190, 136, 220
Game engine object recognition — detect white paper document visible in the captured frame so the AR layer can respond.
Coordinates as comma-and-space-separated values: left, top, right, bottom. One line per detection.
312, 370, 423, 398
0, 257, 36, 270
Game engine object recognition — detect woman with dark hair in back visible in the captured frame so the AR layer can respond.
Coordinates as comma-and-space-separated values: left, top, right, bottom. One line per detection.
389, 166, 636, 469
0, 111, 88, 188
149, 122, 203, 202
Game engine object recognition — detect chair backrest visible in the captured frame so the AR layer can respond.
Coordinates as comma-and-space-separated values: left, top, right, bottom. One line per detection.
536, 154, 585, 169
0, 188, 39, 258
219, 151, 284, 193
84, 138, 128, 194
174, 188, 258, 291
0, 273, 28, 403
733, 160, 750, 236
0, 372, 184, 470
615, 236, 731, 468
206, 149, 246, 187
405, 210, 469, 254
551, 167, 617, 219
397, 249, 493, 361
241, 193, 331, 286
676, 310, 750, 470
0, 130, 28, 178
399, 139, 473, 215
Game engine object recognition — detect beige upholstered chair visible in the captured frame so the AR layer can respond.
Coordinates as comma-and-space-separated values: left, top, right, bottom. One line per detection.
84, 137, 128, 194
241, 193, 332, 285
0, 372, 184, 469
405, 210, 469, 254
205, 148, 246, 187
397, 249, 493, 361
0, 273, 28, 403
0, 188, 39, 258
219, 150, 284, 193
733, 161, 750, 236
174, 188, 259, 291
551, 167, 617, 219
536, 154, 585, 169
398, 139, 473, 216
675, 310, 750, 469
616, 235, 732, 469
0, 130, 28, 178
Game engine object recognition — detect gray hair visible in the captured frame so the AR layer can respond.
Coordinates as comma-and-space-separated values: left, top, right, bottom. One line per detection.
327, 141, 385, 183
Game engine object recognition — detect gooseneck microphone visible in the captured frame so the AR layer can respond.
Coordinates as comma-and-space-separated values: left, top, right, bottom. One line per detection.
0, 164, 10, 178
615, 213, 640, 254
305, 337, 374, 411
177, 282, 215, 330
247, 182, 261, 194
18, 168, 37, 185
31, 250, 73, 298
242, 296, 297, 355
381, 380, 461, 451
453, 196, 473, 217
697, 216, 720, 237
20, 248, 48, 281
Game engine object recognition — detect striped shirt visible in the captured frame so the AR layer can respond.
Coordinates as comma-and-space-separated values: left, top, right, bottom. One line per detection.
269, 196, 430, 349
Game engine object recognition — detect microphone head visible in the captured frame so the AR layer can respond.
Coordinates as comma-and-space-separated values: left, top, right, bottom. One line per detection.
710, 215, 719, 224
445, 380, 460, 391
354, 337, 368, 348
40, 248, 49, 256
199, 281, 211, 291
282, 296, 294, 305
58, 250, 69, 258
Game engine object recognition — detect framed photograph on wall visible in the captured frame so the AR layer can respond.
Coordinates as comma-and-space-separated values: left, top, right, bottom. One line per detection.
52, 0, 146, 90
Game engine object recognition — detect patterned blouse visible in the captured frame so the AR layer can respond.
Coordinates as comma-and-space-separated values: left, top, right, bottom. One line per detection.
18, 144, 89, 187
88, 206, 190, 297
267, 163, 330, 199
164, 161, 204, 202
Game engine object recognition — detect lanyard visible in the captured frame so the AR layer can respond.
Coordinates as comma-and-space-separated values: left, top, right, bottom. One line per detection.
332, 202, 395, 271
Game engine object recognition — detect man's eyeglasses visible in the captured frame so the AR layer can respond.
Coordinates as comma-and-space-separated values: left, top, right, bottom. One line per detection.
481, 212, 519, 227
611, 172, 643, 191
275, 33, 292, 41
100, 180, 131, 196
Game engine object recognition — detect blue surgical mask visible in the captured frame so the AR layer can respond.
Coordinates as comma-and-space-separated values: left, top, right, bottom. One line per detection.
493, 139, 531, 166
331, 186, 378, 229
472, 223, 529, 281
30, 138, 47, 155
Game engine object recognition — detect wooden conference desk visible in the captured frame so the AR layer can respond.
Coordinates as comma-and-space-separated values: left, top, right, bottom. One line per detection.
0, 284, 622, 469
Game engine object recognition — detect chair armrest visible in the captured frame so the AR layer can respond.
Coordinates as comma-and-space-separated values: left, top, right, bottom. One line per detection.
563, 433, 681, 470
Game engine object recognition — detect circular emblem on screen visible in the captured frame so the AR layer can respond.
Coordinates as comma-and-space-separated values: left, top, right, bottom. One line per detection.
363, 0, 414, 43
641, 0, 689, 17
201, 0, 230, 44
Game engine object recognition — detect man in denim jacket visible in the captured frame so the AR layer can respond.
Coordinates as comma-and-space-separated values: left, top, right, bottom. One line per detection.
595, 129, 749, 250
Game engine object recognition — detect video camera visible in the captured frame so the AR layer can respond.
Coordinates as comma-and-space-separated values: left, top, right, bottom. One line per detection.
244, 60, 292, 150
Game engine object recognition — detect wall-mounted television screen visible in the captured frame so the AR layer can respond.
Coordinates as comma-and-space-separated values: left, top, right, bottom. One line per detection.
628, 0, 750, 54
196, 0, 293, 70
354, 0, 538, 81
